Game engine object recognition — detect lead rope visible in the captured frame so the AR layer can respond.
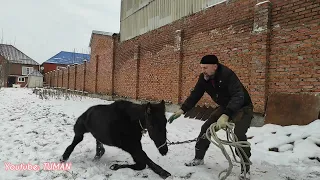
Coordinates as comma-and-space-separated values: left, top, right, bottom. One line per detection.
205, 122, 252, 180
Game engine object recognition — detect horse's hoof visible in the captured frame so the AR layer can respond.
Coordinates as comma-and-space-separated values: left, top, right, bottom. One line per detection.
160, 171, 171, 179
93, 156, 101, 161
110, 164, 121, 170
59, 156, 67, 163
93, 148, 105, 161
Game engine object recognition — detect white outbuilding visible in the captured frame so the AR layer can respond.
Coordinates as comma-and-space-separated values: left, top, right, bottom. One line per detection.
27, 70, 43, 88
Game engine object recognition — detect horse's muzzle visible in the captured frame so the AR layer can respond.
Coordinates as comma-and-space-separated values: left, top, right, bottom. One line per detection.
157, 142, 168, 156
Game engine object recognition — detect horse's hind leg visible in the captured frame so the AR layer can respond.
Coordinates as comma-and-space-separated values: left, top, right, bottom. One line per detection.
60, 118, 86, 162
93, 140, 105, 160
60, 135, 84, 162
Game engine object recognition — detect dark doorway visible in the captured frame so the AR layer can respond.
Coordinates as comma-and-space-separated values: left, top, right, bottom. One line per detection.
7, 76, 15, 87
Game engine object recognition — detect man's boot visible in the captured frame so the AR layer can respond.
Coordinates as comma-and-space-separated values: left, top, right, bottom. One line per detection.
239, 164, 250, 180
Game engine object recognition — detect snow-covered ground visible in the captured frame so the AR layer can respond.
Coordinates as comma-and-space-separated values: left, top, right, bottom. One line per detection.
0, 88, 319, 180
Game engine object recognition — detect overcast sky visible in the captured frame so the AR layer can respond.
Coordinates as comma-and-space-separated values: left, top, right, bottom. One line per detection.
0, 0, 121, 64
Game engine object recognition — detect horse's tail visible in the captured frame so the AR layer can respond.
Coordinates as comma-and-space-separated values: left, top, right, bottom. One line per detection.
73, 108, 90, 135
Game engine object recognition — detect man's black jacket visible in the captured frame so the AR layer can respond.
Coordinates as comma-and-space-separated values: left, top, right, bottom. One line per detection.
181, 64, 252, 118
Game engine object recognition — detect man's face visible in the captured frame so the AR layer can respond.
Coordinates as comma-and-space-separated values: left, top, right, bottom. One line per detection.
200, 64, 217, 78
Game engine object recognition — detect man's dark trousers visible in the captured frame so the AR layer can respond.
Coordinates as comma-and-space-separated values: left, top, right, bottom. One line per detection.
194, 105, 253, 171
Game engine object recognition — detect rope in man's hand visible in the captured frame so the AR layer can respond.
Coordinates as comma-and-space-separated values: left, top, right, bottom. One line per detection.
205, 122, 252, 180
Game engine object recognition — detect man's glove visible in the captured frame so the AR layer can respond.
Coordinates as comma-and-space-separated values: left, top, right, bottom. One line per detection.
216, 114, 229, 130
168, 109, 184, 124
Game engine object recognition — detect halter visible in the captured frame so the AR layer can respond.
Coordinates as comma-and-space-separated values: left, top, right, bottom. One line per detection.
139, 119, 147, 135
141, 110, 167, 150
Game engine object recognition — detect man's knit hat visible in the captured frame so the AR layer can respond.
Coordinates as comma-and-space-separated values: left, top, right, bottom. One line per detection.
200, 55, 219, 64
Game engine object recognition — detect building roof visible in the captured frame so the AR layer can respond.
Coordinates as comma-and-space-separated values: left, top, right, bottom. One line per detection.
44, 51, 90, 65
28, 70, 43, 77
0, 44, 39, 65
89, 30, 116, 47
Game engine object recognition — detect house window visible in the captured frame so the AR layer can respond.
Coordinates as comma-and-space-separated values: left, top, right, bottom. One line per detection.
18, 77, 25, 82
22, 67, 34, 75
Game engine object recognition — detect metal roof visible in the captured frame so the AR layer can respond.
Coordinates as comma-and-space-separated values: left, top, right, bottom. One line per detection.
0, 44, 39, 65
28, 70, 43, 77
44, 51, 90, 65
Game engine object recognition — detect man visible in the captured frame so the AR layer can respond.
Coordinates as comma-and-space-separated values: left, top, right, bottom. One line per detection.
168, 54, 253, 180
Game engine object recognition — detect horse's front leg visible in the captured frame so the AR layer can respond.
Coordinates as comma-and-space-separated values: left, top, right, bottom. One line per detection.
138, 150, 171, 179
110, 144, 171, 179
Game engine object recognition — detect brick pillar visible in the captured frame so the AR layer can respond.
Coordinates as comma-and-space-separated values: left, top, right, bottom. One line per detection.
95, 55, 99, 93
67, 65, 70, 89
134, 44, 140, 100
49, 72, 51, 87
74, 65, 77, 90
250, 0, 272, 114
111, 34, 119, 96
56, 70, 59, 87
54, 70, 57, 87
83, 60, 87, 92
50, 71, 53, 87
61, 69, 64, 88
174, 29, 183, 104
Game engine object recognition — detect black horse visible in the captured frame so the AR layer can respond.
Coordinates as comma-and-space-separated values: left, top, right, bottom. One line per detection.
60, 100, 171, 179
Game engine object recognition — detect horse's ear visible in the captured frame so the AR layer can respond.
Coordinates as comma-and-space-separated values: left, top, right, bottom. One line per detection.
161, 100, 165, 105
146, 102, 151, 114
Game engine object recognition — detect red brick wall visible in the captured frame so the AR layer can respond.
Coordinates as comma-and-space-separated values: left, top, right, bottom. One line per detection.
114, 41, 137, 99
94, 35, 115, 95
268, 0, 320, 94
44, 0, 320, 114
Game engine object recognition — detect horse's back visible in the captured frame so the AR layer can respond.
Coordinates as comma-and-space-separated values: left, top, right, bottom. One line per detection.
81, 101, 134, 145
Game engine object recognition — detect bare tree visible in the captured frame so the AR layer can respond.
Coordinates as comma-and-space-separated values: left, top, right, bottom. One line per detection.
0, 59, 10, 88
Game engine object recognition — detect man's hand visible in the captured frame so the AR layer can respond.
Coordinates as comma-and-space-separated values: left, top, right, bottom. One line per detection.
216, 114, 229, 129
168, 109, 184, 124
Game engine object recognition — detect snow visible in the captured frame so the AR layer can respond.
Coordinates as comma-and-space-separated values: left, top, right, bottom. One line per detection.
0, 88, 319, 180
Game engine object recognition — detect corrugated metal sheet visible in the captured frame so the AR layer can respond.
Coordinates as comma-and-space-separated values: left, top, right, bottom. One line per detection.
0, 44, 39, 65
120, 0, 226, 41
44, 51, 90, 65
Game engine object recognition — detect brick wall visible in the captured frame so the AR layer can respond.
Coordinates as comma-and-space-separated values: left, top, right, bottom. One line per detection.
44, 0, 320, 114
268, 0, 320, 94
95, 35, 114, 95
